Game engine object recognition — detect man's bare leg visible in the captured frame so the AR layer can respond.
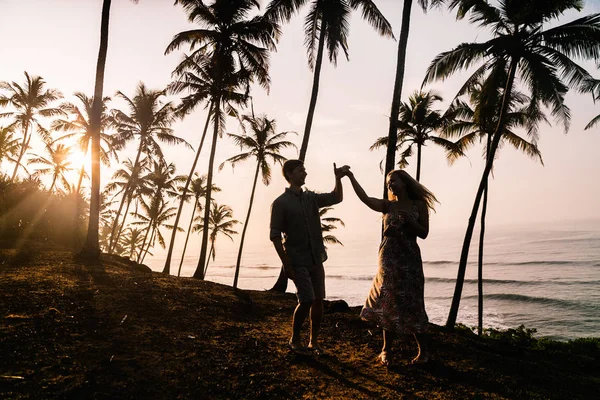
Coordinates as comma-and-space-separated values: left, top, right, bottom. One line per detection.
289, 302, 311, 349
307, 299, 324, 353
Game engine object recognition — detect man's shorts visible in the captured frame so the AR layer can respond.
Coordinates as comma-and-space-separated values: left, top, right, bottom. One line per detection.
292, 264, 325, 304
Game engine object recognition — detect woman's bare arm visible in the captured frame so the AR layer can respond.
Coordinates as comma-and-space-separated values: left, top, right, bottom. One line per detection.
347, 171, 387, 213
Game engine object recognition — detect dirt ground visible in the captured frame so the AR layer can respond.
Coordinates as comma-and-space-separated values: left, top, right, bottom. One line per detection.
0, 248, 598, 399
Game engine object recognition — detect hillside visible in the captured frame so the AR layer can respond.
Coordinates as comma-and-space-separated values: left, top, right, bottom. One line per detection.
0, 248, 598, 399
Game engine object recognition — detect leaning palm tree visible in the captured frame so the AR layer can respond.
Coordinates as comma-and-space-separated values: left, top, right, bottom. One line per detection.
0, 72, 64, 181
51, 93, 117, 194
192, 203, 239, 279
265, 0, 393, 161
107, 83, 189, 253
320, 206, 345, 249
166, 0, 280, 278
382, 0, 446, 196
447, 67, 545, 334
28, 143, 76, 192
82, 0, 139, 258
169, 173, 221, 277
219, 114, 296, 288
423, 0, 600, 329
370, 90, 463, 181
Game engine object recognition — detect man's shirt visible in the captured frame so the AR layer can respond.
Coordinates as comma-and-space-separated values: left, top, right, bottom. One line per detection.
269, 187, 340, 265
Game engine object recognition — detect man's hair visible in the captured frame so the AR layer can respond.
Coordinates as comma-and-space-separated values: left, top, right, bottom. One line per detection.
282, 159, 304, 182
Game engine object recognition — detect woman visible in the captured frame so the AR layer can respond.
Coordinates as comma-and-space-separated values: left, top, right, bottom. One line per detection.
345, 168, 437, 365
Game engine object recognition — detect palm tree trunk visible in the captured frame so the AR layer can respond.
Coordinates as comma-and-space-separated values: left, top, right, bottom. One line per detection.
108, 144, 144, 253
204, 243, 214, 279
477, 134, 492, 335
298, 20, 327, 161
478, 179, 488, 335
416, 142, 422, 182
233, 160, 261, 289
137, 222, 153, 263
163, 103, 213, 274
195, 100, 221, 279
49, 176, 57, 192
11, 122, 30, 181
112, 192, 135, 251
75, 139, 91, 194
177, 198, 199, 277
382, 0, 413, 197
81, 0, 111, 258
446, 57, 519, 329
140, 226, 155, 264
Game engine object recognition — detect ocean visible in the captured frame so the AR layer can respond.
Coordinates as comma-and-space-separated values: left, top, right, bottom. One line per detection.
145, 222, 600, 341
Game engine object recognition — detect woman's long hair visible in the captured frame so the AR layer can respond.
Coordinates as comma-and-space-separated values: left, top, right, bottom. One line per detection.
387, 169, 438, 211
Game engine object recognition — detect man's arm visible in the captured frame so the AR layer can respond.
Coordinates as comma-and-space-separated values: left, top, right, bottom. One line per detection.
269, 199, 296, 280
271, 238, 295, 281
317, 163, 345, 208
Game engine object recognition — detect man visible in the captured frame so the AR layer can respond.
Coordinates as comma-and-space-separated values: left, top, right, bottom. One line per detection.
269, 159, 347, 354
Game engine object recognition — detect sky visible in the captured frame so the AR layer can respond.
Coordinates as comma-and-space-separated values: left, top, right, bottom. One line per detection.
1, 0, 600, 271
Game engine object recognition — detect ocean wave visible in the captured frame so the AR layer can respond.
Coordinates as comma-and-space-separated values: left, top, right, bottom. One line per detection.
424, 260, 597, 267
462, 293, 589, 311
426, 277, 600, 286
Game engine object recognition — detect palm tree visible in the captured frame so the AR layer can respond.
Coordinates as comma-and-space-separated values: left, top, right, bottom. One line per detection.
320, 206, 345, 249
220, 114, 295, 288
107, 83, 189, 253
170, 173, 221, 277
119, 227, 145, 260
132, 197, 181, 264
447, 68, 545, 334
0, 72, 64, 181
265, 0, 393, 161
192, 203, 239, 279
423, 0, 600, 329
51, 93, 117, 194
0, 123, 20, 168
166, 0, 279, 278
382, 0, 446, 197
370, 90, 462, 181
161, 56, 224, 275
82, 0, 140, 258
28, 143, 76, 192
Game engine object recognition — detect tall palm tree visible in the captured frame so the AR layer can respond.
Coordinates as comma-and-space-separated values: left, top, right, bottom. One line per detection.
370, 90, 462, 181
107, 83, 189, 253
382, 0, 446, 196
161, 56, 225, 275
423, 0, 600, 329
319, 206, 344, 249
0, 72, 64, 181
81, 0, 139, 258
265, 0, 393, 161
447, 68, 545, 334
170, 173, 221, 277
28, 143, 76, 192
0, 123, 20, 168
192, 203, 239, 279
51, 93, 117, 194
219, 114, 295, 288
166, 0, 279, 278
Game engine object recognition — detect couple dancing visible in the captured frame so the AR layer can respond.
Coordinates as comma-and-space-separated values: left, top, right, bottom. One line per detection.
269, 159, 437, 366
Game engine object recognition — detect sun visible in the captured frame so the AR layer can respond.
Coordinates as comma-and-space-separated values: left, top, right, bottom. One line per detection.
67, 149, 88, 170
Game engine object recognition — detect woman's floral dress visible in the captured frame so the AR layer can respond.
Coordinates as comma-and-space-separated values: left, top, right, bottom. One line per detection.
360, 201, 428, 333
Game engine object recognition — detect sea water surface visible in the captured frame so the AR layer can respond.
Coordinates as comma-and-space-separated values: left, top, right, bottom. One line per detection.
146, 221, 600, 341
